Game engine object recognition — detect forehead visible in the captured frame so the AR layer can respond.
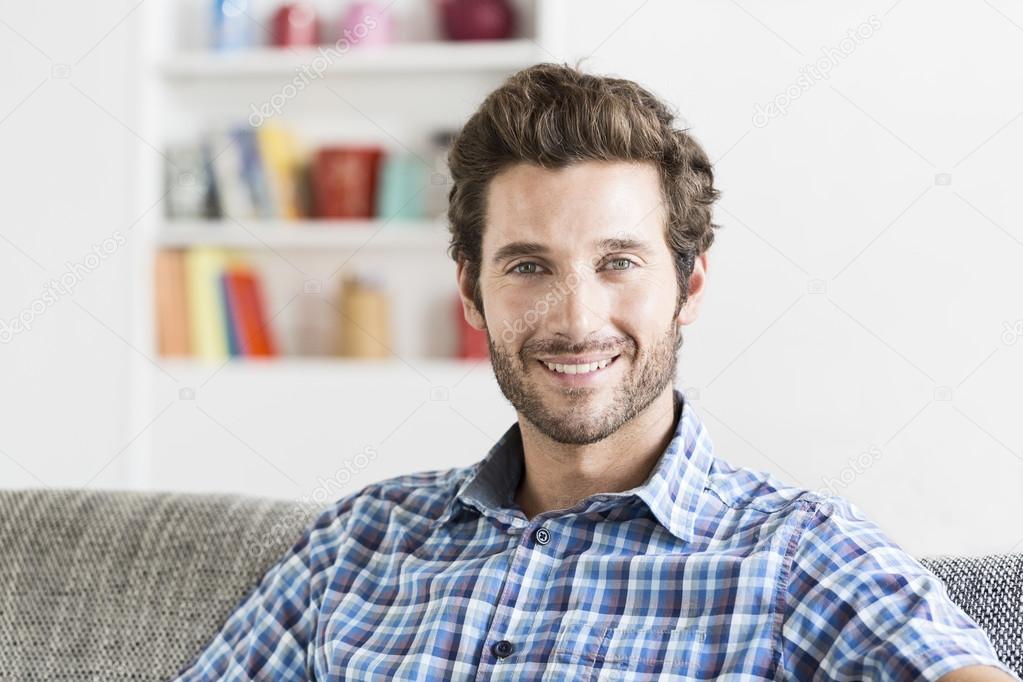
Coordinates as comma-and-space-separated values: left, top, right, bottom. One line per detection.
483, 160, 667, 255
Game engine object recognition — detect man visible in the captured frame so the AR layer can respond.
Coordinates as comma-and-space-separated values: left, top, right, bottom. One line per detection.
174, 64, 1018, 681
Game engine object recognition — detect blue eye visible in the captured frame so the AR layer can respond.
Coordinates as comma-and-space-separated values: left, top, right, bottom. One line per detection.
511, 262, 543, 276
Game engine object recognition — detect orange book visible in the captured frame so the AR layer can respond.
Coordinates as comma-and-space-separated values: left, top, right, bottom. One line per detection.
154, 249, 191, 356
224, 265, 277, 357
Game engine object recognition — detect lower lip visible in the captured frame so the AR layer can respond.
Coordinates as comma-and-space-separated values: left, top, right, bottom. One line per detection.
536, 355, 621, 387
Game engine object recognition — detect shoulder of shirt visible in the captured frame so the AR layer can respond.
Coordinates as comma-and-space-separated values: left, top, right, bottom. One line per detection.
313, 461, 479, 524
704, 455, 834, 517
703, 457, 887, 538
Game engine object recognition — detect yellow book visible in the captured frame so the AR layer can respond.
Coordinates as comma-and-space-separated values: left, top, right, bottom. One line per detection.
256, 123, 302, 220
184, 247, 230, 359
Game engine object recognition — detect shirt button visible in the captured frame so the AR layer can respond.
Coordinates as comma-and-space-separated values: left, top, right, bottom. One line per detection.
534, 527, 551, 545
491, 639, 514, 658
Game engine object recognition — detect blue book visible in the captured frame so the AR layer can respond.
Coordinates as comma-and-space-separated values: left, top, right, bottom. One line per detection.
219, 271, 241, 357
233, 127, 274, 219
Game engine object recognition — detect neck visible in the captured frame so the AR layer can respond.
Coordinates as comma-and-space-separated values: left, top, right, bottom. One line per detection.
513, 387, 679, 521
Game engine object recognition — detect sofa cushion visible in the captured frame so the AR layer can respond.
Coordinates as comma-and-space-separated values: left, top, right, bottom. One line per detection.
921, 554, 1023, 676
0, 489, 321, 680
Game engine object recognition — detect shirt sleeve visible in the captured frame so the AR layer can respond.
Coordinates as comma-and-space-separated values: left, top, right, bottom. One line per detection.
171, 495, 357, 681
778, 495, 1019, 681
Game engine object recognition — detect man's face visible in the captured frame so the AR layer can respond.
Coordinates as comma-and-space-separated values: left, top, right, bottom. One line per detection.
458, 160, 704, 446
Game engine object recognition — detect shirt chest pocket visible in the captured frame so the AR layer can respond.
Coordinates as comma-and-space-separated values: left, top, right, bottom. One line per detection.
542, 620, 707, 682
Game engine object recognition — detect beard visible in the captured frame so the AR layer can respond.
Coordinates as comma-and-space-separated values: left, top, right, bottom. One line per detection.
486, 315, 683, 446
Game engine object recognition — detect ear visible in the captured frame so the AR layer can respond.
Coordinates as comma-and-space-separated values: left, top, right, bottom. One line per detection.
677, 251, 709, 327
455, 259, 487, 331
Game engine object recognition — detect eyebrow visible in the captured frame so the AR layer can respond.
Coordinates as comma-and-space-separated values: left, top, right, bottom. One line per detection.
491, 237, 652, 266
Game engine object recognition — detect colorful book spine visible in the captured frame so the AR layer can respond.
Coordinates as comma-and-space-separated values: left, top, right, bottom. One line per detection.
154, 249, 191, 356
219, 271, 242, 357
235, 127, 274, 219
184, 247, 230, 359
208, 128, 256, 219
223, 262, 278, 357
257, 123, 303, 220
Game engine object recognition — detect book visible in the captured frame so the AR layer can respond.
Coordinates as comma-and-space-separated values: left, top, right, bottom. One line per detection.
256, 123, 304, 220
219, 270, 242, 356
184, 247, 231, 359
454, 292, 489, 359
235, 127, 274, 219
224, 264, 278, 356
208, 128, 257, 219
154, 249, 191, 356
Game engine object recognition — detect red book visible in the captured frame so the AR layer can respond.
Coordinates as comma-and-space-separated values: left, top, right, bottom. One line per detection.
455, 293, 489, 359
225, 266, 278, 356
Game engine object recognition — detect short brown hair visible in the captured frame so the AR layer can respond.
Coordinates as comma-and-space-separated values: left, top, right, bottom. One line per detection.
446, 62, 721, 319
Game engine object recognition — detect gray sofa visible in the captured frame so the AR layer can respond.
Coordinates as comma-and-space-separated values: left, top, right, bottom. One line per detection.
1, 489, 1020, 680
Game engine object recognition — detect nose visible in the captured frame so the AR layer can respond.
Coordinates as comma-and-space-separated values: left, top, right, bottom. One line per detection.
545, 266, 608, 342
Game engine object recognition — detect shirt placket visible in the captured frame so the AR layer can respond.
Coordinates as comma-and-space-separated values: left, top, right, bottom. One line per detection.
472, 513, 560, 682
472, 495, 630, 681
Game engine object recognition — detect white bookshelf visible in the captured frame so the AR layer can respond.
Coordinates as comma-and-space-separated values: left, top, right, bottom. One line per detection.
126, 0, 554, 495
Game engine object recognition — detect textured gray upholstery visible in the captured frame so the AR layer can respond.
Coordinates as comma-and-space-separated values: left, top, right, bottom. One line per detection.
920, 554, 1023, 676
0, 489, 321, 681
0, 489, 1020, 680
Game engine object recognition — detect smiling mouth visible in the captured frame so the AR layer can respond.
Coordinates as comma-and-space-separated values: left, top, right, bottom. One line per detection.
537, 353, 621, 375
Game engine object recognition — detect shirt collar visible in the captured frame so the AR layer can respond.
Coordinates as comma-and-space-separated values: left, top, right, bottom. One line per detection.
438, 388, 715, 544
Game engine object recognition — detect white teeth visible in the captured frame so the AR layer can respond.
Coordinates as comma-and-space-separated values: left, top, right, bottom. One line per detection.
542, 357, 615, 374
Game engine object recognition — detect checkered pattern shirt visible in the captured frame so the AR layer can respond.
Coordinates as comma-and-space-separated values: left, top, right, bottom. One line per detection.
174, 388, 1017, 681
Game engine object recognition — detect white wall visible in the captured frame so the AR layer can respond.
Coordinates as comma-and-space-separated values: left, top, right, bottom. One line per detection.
2, 0, 1021, 558
0, 2, 137, 489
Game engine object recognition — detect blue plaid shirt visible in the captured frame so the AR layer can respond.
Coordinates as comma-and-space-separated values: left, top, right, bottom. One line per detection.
175, 388, 1016, 681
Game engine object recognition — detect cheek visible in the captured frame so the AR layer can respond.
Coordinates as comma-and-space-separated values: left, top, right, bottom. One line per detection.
618, 283, 669, 322
611, 278, 677, 350
484, 297, 535, 350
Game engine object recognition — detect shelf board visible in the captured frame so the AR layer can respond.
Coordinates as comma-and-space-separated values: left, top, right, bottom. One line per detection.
157, 219, 450, 249
155, 356, 491, 383
158, 357, 484, 369
161, 40, 540, 78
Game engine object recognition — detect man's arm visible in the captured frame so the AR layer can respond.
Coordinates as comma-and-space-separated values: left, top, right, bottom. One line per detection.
939, 665, 1019, 681
779, 495, 1019, 681
172, 496, 356, 681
